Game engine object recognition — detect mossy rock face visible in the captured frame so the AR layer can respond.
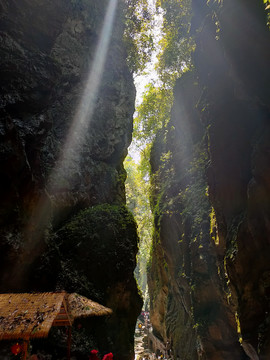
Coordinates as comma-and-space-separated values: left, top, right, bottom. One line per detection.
47, 204, 138, 295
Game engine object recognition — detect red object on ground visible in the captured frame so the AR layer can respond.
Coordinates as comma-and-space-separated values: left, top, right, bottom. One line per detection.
11, 343, 22, 355
102, 352, 113, 360
89, 349, 100, 360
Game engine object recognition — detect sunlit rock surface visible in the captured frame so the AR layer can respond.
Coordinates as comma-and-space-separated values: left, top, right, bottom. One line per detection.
148, 1, 270, 359
0, 0, 142, 359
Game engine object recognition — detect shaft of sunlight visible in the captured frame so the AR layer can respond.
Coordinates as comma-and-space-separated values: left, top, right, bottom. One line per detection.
60, 0, 118, 166
10, 0, 119, 287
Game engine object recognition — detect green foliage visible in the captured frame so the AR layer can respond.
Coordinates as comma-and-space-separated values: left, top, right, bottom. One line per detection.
124, 155, 153, 295
134, 84, 173, 147
264, 0, 270, 27
128, 0, 195, 162
123, 0, 195, 76
123, 0, 155, 72
156, 0, 195, 83
125, 0, 196, 185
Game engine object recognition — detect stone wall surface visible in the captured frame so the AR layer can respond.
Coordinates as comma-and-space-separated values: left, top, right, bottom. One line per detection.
0, 0, 142, 359
148, 1, 270, 359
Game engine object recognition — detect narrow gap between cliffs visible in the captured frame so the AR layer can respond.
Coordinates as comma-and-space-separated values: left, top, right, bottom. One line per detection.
123, 0, 193, 358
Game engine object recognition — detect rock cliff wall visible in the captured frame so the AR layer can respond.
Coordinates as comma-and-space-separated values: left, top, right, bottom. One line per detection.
148, 1, 270, 359
0, 0, 142, 358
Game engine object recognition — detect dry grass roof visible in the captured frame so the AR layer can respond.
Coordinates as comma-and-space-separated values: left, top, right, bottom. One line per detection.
0, 292, 112, 340
67, 293, 112, 320
0, 292, 65, 340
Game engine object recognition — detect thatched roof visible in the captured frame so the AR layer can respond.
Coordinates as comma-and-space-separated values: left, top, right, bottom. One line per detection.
0, 292, 65, 340
0, 292, 112, 340
67, 293, 112, 321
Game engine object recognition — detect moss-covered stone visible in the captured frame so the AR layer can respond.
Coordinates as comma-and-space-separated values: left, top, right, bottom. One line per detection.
53, 204, 138, 291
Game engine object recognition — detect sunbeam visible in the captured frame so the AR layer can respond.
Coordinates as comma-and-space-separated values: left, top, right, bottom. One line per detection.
49, 0, 119, 189
4, 0, 119, 290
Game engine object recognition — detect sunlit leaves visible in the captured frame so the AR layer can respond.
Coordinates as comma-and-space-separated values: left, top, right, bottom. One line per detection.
133, 83, 173, 146
131, 0, 195, 153
124, 155, 153, 293
264, 0, 270, 27
156, 0, 195, 81
123, 0, 155, 72
125, 157, 152, 235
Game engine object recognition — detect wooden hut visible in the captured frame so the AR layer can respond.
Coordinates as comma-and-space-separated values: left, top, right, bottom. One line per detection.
0, 292, 112, 359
